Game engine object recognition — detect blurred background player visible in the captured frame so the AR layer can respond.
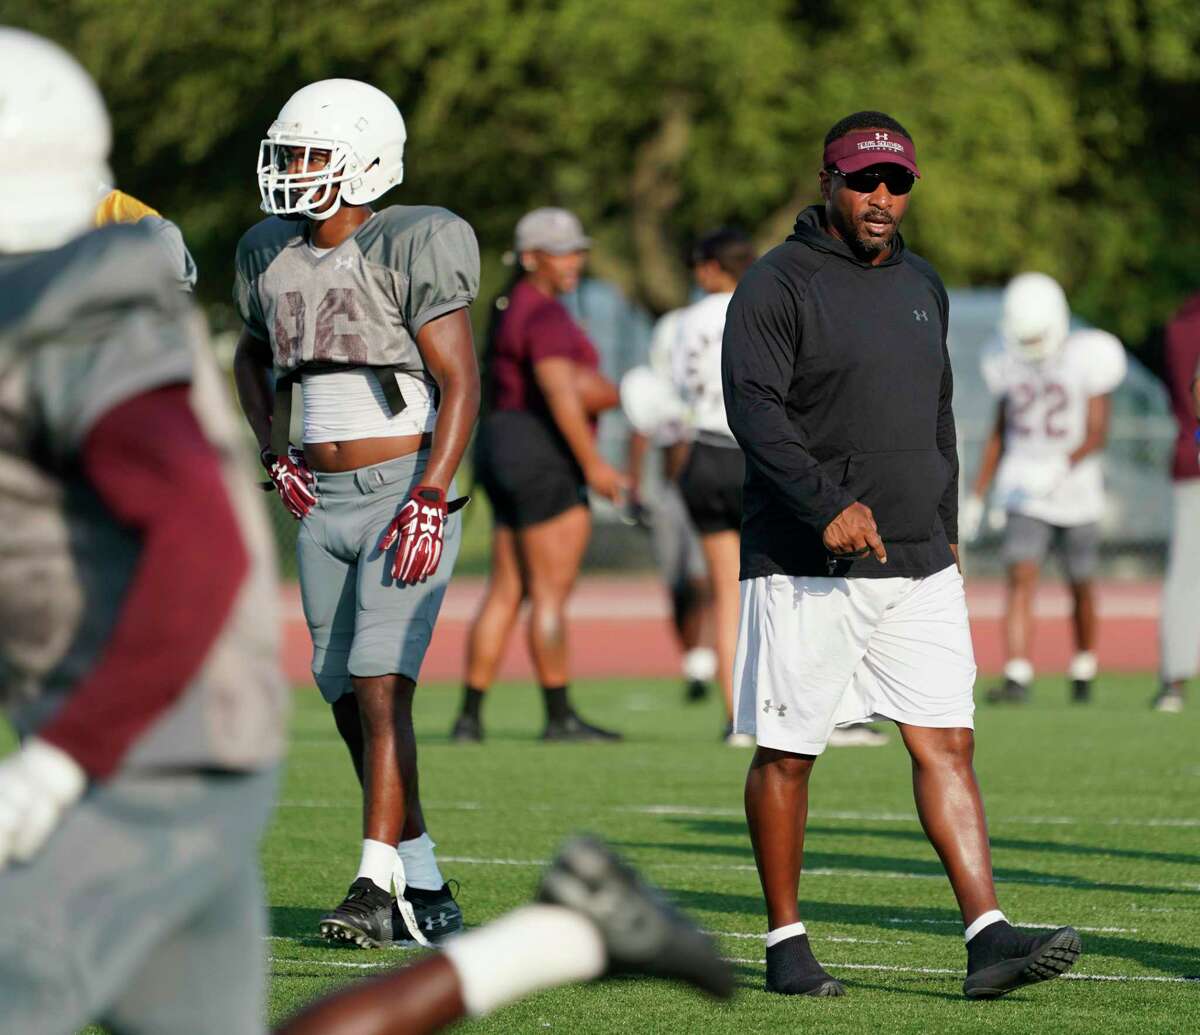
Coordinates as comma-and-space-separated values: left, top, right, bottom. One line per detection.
1151, 289, 1200, 712
0, 28, 286, 1034
455, 209, 627, 742
964, 272, 1127, 704
277, 838, 731, 1035
233, 79, 479, 945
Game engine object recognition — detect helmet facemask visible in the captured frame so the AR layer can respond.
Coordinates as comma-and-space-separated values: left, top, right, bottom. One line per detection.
257, 134, 361, 221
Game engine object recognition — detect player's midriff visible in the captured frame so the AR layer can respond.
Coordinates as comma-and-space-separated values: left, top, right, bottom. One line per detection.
304, 431, 434, 472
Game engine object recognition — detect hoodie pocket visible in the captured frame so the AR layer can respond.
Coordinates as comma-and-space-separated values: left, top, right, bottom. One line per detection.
843, 449, 950, 544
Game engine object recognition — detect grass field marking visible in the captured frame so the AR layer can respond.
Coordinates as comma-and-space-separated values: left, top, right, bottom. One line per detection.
881, 919, 1139, 933
268, 956, 393, 971
721, 959, 1200, 984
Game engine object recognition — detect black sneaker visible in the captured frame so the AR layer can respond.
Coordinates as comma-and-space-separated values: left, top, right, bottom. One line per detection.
402, 882, 464, 942
986, 679, 1028, 704
1070, 679, 1092, 704
1152, 685, 1185, 713
319, 878, 401, 948
765, 933, 845, 997
964, 922, 1081, 999
451, 712, 483, 742
684, 679, 709, 703
537, 836, 732, 999
541, 712, 623, 742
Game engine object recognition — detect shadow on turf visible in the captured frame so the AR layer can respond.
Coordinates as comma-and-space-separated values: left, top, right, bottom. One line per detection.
671, 890, 1200, 975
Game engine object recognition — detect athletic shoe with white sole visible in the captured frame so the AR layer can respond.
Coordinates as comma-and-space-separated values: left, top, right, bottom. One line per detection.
1152, 686, 1185, 713
963, 922, 1081, 999
402, 882, 464, 942
537, 836, 733, 998
827, 724, 888, 747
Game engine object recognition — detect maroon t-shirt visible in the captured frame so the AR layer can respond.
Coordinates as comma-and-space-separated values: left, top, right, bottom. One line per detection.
1165, 292, 1200, 481
488, 278, 600, 417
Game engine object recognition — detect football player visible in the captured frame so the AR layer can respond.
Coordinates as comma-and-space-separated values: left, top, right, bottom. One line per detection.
963, 272, 1127, 703
0, 29, 286, 1035
232, 79, 480, 946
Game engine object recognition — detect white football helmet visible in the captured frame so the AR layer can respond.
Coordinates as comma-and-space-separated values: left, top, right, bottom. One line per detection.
258, 79, 406, 220
0, 29, 112, 253
1001, 272, 1070, 363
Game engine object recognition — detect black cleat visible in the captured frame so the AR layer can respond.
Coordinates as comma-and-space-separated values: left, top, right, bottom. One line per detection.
684, 679, 710, 703
964, 923, 1081, 999
451, 712, 483, 743
541, 712, 623, 742
537, 836, 733, 999
1070, 678, 1092, 704
765, 933, 846, 997
319, 878, 401, 948
986, 678, 1028, 704
402, 882, 464, 942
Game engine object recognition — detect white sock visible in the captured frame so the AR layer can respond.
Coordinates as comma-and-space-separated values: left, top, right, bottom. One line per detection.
683, 646, 717, 682
766, 921, 807, 947
1069, 651, 1098, 681
442, 904, 606, 1017
964, 909, 1007, 944
397, 832, 445, 891
356, 838, 402, 894
1004, 658, 1034, 686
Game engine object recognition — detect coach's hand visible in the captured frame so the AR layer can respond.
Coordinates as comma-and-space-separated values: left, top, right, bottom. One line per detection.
823, 501, 887, 564
0, 739, 86, 868
585, 458, 631, 505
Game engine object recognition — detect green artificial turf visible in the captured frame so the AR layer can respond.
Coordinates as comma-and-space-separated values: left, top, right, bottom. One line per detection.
258, 674, 1200, 1034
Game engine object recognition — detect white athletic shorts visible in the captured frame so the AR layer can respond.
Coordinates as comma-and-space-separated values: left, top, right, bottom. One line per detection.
732, 564, 976, 754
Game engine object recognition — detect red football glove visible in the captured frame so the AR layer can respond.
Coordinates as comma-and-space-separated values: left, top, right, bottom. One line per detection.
379, 486, 467, 585
260, 446, 318, 520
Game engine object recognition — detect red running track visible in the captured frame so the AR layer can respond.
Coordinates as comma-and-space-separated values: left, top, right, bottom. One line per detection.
280, 576, 1164, 686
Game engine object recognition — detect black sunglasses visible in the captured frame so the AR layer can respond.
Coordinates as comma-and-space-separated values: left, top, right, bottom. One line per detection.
830, 166, 916, 196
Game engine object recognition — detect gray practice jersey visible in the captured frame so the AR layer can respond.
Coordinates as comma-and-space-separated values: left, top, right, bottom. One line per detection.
0, 223, 287, 773
234, 205, 480, 391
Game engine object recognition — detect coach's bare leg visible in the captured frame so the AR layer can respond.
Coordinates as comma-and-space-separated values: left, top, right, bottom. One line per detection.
898, 724, 999, 925
464, 526, 525, 690
354, 673, 426, 844
1069, 579, 1097, 654
699, 530, 740, 719
745, 747, 817, 929
1004, 561, 1039, 662
517, 505, 591, 686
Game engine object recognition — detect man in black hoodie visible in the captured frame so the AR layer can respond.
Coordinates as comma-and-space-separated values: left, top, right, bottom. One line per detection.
722, 111, 1080, 1000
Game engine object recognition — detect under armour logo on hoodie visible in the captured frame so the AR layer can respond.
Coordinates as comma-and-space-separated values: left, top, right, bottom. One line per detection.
913, 309, 929, 322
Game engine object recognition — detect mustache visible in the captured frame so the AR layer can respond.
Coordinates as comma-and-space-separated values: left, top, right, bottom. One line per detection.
859, 209, 894, 224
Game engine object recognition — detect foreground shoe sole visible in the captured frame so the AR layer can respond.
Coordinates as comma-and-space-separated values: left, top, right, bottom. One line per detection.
319, 918, 387, 949
963, 927, 1082, 999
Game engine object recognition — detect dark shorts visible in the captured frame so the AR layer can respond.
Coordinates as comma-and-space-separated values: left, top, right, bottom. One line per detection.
476, 410, 588, 529
679, 440, 745, 535
1003, 511, 1100, 582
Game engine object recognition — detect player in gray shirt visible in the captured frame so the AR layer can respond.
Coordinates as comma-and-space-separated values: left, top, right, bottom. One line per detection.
233, 77, 480, 947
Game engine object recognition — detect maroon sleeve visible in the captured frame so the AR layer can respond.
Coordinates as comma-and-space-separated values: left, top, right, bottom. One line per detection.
38, 385, 250, 779
525, 302, 588, 364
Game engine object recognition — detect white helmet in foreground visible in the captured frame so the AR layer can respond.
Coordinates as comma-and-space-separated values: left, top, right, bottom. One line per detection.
258, 79, 406, 221
0, 29, 112, 253
1001, 271, 1070, 363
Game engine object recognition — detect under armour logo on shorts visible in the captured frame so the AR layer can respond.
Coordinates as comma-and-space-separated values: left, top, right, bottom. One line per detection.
776, 703, 788, 717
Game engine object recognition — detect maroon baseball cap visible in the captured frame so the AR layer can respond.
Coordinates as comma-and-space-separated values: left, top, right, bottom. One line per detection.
823, 129, 920, 177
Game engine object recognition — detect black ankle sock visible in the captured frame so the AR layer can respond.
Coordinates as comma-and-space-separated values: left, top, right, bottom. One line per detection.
542, 685, 571, 722
461, 686, 485, 720
765, 934, 836, 994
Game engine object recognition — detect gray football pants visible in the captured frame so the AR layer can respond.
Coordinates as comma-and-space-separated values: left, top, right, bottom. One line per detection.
0, 766, 277, 1035
1161, 479, 1200, 682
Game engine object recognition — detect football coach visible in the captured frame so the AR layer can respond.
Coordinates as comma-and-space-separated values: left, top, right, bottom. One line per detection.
721, 110, 1080, 1000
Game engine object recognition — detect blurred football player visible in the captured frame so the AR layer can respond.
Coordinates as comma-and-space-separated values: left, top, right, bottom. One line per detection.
277, 838, 731, 1034
94, 186, 198, 290
233, 79, 480, 946
0, 28, 286, 1035
964, 273, 1126, 703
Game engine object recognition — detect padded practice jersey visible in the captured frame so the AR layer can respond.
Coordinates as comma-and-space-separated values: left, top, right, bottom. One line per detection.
982, 328, 1127, 526
234, 206, 480, 437
0, 223, 287, 773
668, 291, 736, 442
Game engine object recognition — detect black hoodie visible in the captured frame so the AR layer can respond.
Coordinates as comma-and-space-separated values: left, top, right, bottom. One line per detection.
721, 205, 957, 580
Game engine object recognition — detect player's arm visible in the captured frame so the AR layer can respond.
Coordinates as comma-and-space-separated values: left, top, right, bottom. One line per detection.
36, 385, 250, 778
971, 401, 1007, 496
1068, 394, 1112, 466
573, 365, 620, 416
232, 326, 275, 453
412, 308, 480, 492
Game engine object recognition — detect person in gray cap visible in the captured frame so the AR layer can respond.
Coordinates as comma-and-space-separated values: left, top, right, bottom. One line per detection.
456, 208, 628, 742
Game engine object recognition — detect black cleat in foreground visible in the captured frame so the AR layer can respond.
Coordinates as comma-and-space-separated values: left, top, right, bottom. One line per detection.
537, 836, 733, 999
450, 712, 483, 743
765, 933, 845, 997
319, 878, 400, 948
402, 882, 464, 942
986, 678, 1028, 704
964, 923, 1082, 999
541, 712, 623, 742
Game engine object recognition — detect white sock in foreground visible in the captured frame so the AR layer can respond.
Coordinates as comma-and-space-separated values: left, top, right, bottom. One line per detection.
398, 832, 445, 891
766, 921, 807, 947
964, 909, 1007, 944
356, 838, 402, 894
442, 904, 606, 1017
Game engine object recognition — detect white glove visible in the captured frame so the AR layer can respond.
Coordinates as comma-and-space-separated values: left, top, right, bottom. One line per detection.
0, 739, 86, 868
960, 494, 986, 543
